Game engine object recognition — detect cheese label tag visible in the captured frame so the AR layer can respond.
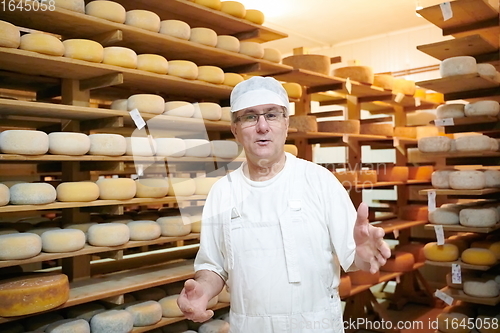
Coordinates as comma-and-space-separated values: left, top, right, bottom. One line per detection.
394, 92, 405, 103
393, 229, 399, 239
440, 2, 453, 21
395, 275, 401, 283
434, 118, 454, 127
136, 164, 144, 176
393, 137, 400, 147
451, 264, 462, 284
129, 108, 146, 130
415, 97, 421, 107
428, 190, 436, 212
346, 78, 352, 94
434, 289, 454, 305
434, 225, 445, 245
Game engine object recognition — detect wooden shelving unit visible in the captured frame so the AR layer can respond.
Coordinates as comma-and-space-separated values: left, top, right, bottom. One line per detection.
425, 259, 496, 271
442, 287, 500, 306
423, 223, 500, 233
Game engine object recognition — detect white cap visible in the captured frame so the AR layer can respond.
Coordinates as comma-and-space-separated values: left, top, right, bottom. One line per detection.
230, 76, 289, 112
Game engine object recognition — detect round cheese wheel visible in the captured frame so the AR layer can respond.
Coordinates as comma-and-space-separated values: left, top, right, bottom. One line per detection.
220, 1, 245, 18
164, 101, 195, 117
167, 178, 196, 196
199, 319, 230, 333
53, 0, 85, 12
424, 242, 459, 262
333, 66, 374, 84
125, 137, 156, 156
137, 54, 169, 74
197, 66, 225, 84
381, 251, 415, 272
392, 79, 416, 96
0, 130, 48, 155
125, 301, 162, 327
20, 33, 64, 56
431, 170, 453, 188
128, 94, 165, 114
440, 56, 477, 77
62, 39, 103, 63
194, 177, 219, 195
0, 183, 9, 206
159, 295, 182, 317
159, 20, 191, 40
460, 207, 498, 227
45, 318, 90, 333
239, 41, 264, 58
97, 178, 136, 200
88, 134, 126, 156
436, 104, 465, 119
155, 138, 186, 157
437, 312, 471, 333
263, 48, 282, 63
463, 278, 499, 298
194, 0, 221, 10
283, 54, 330, 75
87, 223, 130, 246
244, 9, 264, 24
317, 120, 358, 134
484, 170, 500, 187
110, 99, 128, 111
284, 144, 298, 156
0, 274, 69, 317
0, 20, 21, 48
418, 136, 451, 153
41, 229, 86, 253
10, 183, 56, 205
221, 106, 231, 122
127, 220, 161, 241
184, 139, 211, 157
472, 241, 500, 260
125, 10, 161, 32
429, 206, 460, 225
211, 140, 239, 158
455, 135, 493, 151
90, 310, 134, 333
135, 178, 169, 198
85, 1, 126, 23
57, 182, 99, 202
449, 170, 485, 190
223, 73, 244, 87
377, 166, 408, 182
195, 102, 222, 120
48, 132, 90, 155
348, 270, 380, 285
0, 233, 41, 260
190, 27, 218, 47
477, 63, 497, 78
462, 248, 497, 266
216, 35, 240, 52
464, 100, 500, 117
373, 74, 394, 90
168, 60, 198, 80
282, 82, 302, 99
156, 215, 191, 236
102, 46, 137, 68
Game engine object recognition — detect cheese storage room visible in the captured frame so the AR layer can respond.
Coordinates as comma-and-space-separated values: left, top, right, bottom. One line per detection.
0, 0, 499, 332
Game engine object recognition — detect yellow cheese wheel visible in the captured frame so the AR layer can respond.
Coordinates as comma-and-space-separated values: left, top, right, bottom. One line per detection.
223, 73, 244, 87
356, 170, 377, 184
471, 241, 500, 260
0, 233, 42, 260
196, 102, 222, 120
164, 101, 195, 117
167, 60, 198, 80
373, 74, 394, 90
282, 54, 331, 75
128, 94, 165, 114
194, 0, 221, 10
461, 248, 497, 266
348, 270, 380, 285
10, 183, 56, 205
284, 144, 298, 156
41, 229, 86, 253
156, 216, 191, 237
221, 106, 231, 122
190, 27, 218, 47
125, 10, 161, 32
53, 0, 85, 12
87, 223, 130, 246
381, 251, 415, 272
85, 1, 126, 23
167, 178, 196, 196
135, 178, 169, 198
127, 220, 161, 241
408, 166, 433, 181
48, 132, 90, 155
20, 33, 65, 56
424, 242, 459, 262
194, 177, 219, 195
0, 130, 48, 155
220, 1, 245, 17
216, 35, 240, 52
0, 273, 69, 317
244, 9, 264, 24
97, 178, 136, 200
333, 66, 374, 84
88, 133, 126, 156
102, 46, 137, 68
0, 20, 20, 48
0, 183, 9, 206
393, 78, 416, 96
159, 20, 191, 40
282, 82, 302, 99
263, 48, 282, 63
159, 295, 183, 317
137, 54, 169, 74
239, 41, 264, 58
197, 66, 225, 84
377, 166, 409, 182
56, 182, 99, 202
63, 39, 103, 63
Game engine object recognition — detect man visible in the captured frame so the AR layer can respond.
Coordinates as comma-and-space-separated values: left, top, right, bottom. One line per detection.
178, 76, 391, 332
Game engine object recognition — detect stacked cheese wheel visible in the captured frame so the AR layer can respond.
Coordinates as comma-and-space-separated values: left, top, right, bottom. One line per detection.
418, 134, 499, 153
440, 55, 500, 79
436, 101, 500, 119
431, 169, 500, 190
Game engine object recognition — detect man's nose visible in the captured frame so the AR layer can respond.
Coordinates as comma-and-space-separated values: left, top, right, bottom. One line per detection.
255, 114, 270, 132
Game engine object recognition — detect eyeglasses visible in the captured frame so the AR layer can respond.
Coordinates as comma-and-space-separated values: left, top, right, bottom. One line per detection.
235, 111, 285, 128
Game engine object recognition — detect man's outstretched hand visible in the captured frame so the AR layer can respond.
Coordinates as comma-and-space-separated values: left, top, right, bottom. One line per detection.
177, 279, 214, 322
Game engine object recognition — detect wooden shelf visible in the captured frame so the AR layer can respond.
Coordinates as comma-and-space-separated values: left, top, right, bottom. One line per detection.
353, 180, 430, 190
287, 131, 393, 145
418, 150, 500, 159
416, 73, 500, 96
373, 219, 428, 234
425, 259, 496, 271
431, 115, 500, 127
0, 195, 206, 213
0, 48, 233, 101
424, 223, 500, 233
419, 188, 500, 196
442, 286, 500, 306
432, 115, 500, 134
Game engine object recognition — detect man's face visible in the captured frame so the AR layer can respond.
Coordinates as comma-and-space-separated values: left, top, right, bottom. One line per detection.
231, 104, 289, 163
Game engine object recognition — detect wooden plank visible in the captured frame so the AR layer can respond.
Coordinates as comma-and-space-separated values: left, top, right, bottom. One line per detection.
416, 73, 500, 95
417, 150, 500, 159
423, 223, 500, 233
431, 115, 500, 127
425, 259, 495, 271
372, 219, 428, 234
271, 69, 345, 89
419, 188, 500, 195
443, 286, 500, 306
417, 34, 498, 61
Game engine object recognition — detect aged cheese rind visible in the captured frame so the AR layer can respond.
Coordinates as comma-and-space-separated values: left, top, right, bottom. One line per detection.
49, 132, 90, 155
0, 130, 49, 155
0, 233, 42, 260
0, 20, 20, 48
10, 183, 56, 205
56, 182, 100, 202
90, 310, 134, 333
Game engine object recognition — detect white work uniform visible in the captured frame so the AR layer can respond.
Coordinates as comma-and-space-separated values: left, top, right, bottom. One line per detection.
195, 153, 357, 333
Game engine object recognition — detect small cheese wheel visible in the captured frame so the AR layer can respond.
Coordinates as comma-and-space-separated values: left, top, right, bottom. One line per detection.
216, 35, 240, 52
423, 242, 459, 262
85, 1, 126, 23
431, 170, 454, 188
472, 241, 500, 260
53, 0, 85, 12
460, 207, 498, 227
0, 274, 69, 317
0, 233, 41, 260
317, 120, 358, 134
194, 177, 219, 195
137, 54, 169, 74
0, 20, 21, 48
0, 184, 9, 206
159, 295, 183, 317
440, 56, 477, 77
221, 106, 231, 122
97, 178, 136, 200
167, 178, 196, 196
56, 182, 99, 202
429, 206, 460, 225
102, 46, 137, 68
223, 73, 244, 87
464, 100, 500, 117
110, 99, 128, 111
194, 0, 221, 10
436, 104, 465, 119
125, 137, 157, 157
463, 278, 499, 298
196, 102, 222, 120
184, 139, 211, 157
449, 170, 485, 190
87, 223, 130, 246
190, 27, 218, 47
159, 20, 191, 40
392, 78, 416, 96
373, 74, 394, 90
348, 270, 380, 285
62, 39, 103, 63
263, 48, 282, 63
220, 1, 246, 17
282, 82, 302, 99
10, 183, 56, 205
377, 166, 408, 182
90, 310, 134, 333
382, 251, 415, 272
418, 136, 451, 153
239, 41, 264, 58
45, 318, 90, 333
128, 94, 165, 114
408, 165, 434, 181
49, 132, 90, 155
437, 313, 471, 333
197, 66, 225, 84
244, 9, 264, 24
155, 138, 186, 157
455, 134, 493, 151
211, 140, 239, 158
477, 63, 497, 78
125, 10, 161, 32
485, 170, 500, 187
88, 134, 126, 156
135, 178, 169, 198
127, 220, 161, 241
462, 248, 497, 266
65, 302, 105, 321
20, 33, 64, 56
168, 60, 198, 80
333, 66, 374, 84
125, 301, 162, 327
284, 144, 298, 156
199, 320, 230, 333
0, 130, 48, 155
41, 229, 86, 253
156, 215, 191, 236
164, 101, 195, 117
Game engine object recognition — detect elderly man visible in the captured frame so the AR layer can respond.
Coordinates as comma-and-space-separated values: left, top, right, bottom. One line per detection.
178, 76, 391, 332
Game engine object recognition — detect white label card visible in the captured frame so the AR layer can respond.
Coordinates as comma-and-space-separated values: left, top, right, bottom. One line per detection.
434, 289, 454, 305
451, 264, 462, 284
427, 190, 436, 212
346, 78, 352, 94
434, 225, 445, 245
136, 164, 144, 177
440, 2, 453, 21
415, 97, 421, 107
393, 229, 399, 239
394, 92, 405, 103
393, 137, 400, 147
129, 108, 146, 130
434, 118, 454, 127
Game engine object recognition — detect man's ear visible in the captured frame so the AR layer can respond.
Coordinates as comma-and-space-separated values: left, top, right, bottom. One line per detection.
230, 123, 237, 138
